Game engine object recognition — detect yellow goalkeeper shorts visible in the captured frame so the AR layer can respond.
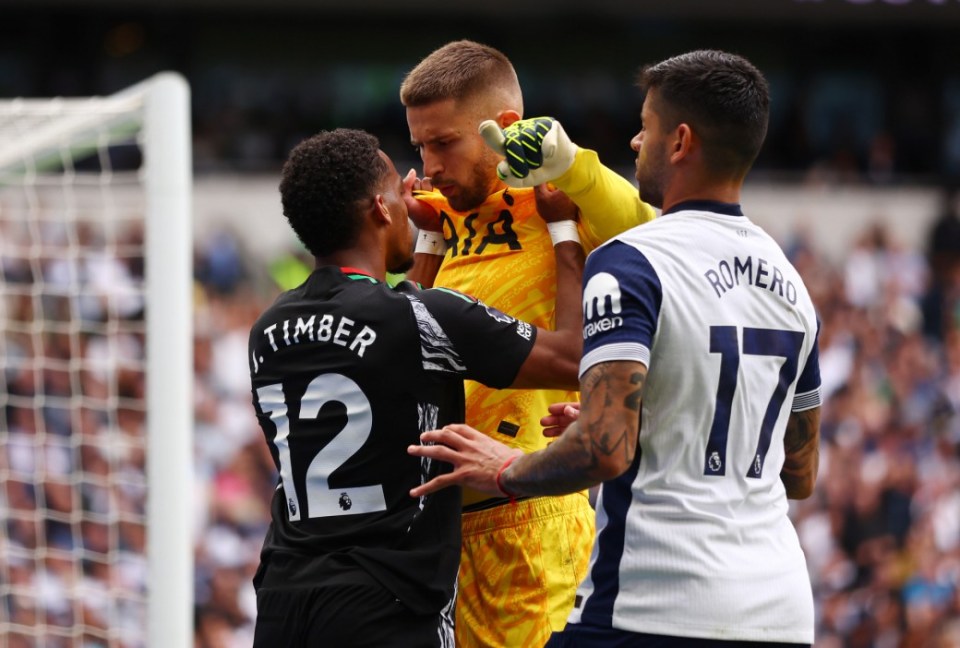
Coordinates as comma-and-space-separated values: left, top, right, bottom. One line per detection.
456, 493, 595, 648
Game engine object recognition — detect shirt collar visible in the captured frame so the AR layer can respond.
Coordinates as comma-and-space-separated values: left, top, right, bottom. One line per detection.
663, 200, 743, 217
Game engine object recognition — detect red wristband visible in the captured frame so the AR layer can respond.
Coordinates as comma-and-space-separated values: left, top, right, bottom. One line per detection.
496, 455, 520, 504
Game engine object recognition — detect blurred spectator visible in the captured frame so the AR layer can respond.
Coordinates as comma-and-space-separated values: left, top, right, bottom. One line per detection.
195, 229, 249, 296
923, 188, 960, 341
867, 132, 897, 185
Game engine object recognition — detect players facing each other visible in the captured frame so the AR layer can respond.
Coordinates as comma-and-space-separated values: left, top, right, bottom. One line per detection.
399, 39, 656, 648
247, 128, 585, 647
410, 50, 823, 648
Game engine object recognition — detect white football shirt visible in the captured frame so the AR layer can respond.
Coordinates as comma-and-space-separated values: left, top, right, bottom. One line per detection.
571, 201, 821, 644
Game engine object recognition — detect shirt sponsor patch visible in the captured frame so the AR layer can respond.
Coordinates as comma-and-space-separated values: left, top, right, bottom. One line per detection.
582, 271, 624, 338
515, 320, 532, 340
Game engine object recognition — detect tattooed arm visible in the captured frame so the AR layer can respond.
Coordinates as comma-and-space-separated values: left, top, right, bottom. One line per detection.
780, 407, 821, 500
502, 361, 645, 494
407, 360, 646, 498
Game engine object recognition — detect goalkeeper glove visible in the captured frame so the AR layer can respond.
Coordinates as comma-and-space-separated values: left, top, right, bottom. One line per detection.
479, 117, 578, 188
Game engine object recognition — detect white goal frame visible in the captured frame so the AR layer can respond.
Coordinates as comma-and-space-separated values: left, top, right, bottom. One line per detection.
0, 72, 193, 647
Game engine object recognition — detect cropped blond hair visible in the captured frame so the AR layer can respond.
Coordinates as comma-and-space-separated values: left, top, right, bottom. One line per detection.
400, 39, 522, 114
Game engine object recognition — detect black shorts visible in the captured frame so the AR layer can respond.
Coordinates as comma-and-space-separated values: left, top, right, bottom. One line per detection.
253, 569, 453, 648
545, 625, 810, 648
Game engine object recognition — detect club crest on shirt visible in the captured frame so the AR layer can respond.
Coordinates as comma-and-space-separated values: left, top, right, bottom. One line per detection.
484, 305, 515, 324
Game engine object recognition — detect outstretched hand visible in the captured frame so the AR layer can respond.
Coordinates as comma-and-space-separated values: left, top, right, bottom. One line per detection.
407, 424, 524, 498
402, 168, 442, 232
541, 401, 581, 438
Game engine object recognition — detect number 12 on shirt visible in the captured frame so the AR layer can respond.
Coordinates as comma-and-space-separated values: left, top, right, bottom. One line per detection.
255, 373, 387, 521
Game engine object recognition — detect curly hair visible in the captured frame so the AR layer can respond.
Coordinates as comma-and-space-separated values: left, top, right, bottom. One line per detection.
279, 129, 388, 257
638, 50, 770, 179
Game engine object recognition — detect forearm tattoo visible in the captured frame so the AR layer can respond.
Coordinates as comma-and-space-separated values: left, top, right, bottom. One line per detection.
506, 362, 646, 497
624, 371, 645, 412
581, 364, 643, 463
781, 408, 820, 498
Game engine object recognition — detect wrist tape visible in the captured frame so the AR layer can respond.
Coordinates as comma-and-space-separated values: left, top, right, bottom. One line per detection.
547, 221, 581, 246
415, 230, 446, 255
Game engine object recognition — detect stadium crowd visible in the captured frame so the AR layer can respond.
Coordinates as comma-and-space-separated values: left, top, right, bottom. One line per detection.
1, 215, 152, 647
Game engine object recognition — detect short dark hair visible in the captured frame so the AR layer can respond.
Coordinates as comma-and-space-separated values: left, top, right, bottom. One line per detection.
638, 50, 770, 178
279, 128, 388, 257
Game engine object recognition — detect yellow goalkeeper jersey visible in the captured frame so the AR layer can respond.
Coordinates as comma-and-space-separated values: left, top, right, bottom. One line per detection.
417, 148, 655, 507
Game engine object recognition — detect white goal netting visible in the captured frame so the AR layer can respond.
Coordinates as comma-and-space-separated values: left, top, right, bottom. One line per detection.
0, 74, 192, 648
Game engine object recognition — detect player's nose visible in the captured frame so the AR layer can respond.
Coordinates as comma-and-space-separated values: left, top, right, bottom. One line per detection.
422, 151, 443, 179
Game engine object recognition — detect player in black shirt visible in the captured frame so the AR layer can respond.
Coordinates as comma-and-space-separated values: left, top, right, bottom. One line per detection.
249, 128, 584, 647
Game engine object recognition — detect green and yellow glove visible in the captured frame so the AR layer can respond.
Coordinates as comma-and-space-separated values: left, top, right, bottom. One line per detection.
479, 117, 578, 188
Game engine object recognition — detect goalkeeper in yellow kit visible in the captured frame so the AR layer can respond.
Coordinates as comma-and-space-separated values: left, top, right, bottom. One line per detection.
400, 40, 656, 647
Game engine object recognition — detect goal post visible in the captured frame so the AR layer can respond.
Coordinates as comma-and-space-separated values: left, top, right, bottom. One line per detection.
142, 73, 193, 648
0, 72, 193, 647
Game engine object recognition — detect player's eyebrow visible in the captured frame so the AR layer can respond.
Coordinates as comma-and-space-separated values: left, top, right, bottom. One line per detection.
410, 129, 462, 148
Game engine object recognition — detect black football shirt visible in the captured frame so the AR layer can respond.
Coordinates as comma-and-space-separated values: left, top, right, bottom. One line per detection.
248, 266, 536, 615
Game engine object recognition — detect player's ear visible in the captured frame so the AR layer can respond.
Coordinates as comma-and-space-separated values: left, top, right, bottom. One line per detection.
373, 194, 391, 225
671, 123, 693, 163
497, 110, 521, 128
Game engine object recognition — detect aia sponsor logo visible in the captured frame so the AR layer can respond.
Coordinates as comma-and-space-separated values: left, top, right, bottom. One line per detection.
583, 272, 623, 338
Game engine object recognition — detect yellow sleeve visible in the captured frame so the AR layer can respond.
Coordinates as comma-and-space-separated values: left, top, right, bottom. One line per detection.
552, 148, 657, 251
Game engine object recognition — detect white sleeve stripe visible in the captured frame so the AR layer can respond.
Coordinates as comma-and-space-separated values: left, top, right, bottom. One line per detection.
792, 388, 821, 412
579, 343, 650, 378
